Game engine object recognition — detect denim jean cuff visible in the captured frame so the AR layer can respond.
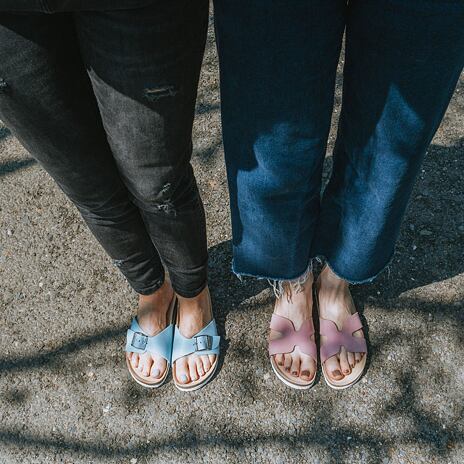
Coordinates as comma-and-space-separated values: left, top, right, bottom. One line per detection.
131, 273, 165, 296
172, 277, 208, 299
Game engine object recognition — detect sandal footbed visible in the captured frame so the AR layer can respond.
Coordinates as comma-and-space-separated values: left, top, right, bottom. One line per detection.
126, 354, 169, 388
269, 354, 316, 390
172, 356, 218, 391
321, 353, 366, 390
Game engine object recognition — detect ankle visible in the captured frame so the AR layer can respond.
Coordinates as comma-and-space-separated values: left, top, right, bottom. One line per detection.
138, 279, 173, 310
277, 273, 314, 302
317, 266, 348, 293
177, 287, 210, 314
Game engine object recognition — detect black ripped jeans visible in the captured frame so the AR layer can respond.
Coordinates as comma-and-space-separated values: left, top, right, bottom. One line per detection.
0, 0, 209, 297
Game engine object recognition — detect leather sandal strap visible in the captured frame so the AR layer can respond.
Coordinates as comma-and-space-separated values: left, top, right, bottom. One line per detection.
268, 313, 317, 360
319, 313, 367, 363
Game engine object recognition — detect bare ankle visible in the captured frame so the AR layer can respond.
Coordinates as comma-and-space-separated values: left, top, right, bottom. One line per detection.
318, 266, 348, 292
138, 279, 173, 309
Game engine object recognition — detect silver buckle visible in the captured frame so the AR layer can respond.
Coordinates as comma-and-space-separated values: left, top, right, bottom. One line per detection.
193, 335, 212, 351
131, 332, 148, 350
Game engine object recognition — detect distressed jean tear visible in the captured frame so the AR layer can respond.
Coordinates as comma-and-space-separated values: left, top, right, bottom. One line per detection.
144, 85, 178, 102
155, 201, 177, 216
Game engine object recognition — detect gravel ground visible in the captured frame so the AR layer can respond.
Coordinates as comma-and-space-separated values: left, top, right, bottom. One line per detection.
0, 14, 463, 464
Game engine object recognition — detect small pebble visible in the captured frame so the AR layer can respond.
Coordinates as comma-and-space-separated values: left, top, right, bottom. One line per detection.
7, 229, 12, 236
130, 459, 137, 464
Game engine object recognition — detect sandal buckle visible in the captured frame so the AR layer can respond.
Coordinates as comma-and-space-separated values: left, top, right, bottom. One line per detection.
193, 335, 212, 351
131, 332, 148, 350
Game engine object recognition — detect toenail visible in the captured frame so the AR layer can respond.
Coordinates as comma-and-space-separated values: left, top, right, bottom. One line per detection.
180, 374, 188, 383
292, 371, 298, 377
344, 369, 350, 374
301, 370, 311, 378
278, 362, 283, 366
332, 370, 342, 378
285, 367, 290, 372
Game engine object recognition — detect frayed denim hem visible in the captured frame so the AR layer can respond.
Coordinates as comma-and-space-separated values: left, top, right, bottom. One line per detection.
231, 251, 395, 294
232, 259, 314, 299
314, 253, 394, 285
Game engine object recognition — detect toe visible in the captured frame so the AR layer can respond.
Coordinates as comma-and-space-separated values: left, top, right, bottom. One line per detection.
208, 354, 216, 367
150, 363, 160, 379
325, 354, 343, 380
196, 357, 205, 377
347, 351, 355, 369
300, 355, 316, 381
283, 353, 292, 373
142, 354, 153, 377
130, 353, 139, 370
274, 353, 285, 367
188, 356, 199, 382
290, 354, 300, 378
151, 356, 166, 379
339, 347, 351, 376
201, 354, 211, 373
175, 357, 190, 384
355, 352, 362, 363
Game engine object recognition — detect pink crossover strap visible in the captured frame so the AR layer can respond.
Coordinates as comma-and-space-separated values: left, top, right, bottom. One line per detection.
268, 314, 317, 361
319, 313, 367, 363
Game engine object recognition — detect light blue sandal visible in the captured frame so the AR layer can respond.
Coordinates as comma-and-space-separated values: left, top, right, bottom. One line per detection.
125, 296, 176, 388
172, 291, 220, 391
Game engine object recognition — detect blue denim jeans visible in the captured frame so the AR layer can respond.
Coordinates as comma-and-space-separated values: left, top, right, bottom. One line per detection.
214, 0, 464, 284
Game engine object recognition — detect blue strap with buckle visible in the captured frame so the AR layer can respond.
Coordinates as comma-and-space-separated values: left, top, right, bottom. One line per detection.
171, 319, 220, 363
125, 317, 174, 363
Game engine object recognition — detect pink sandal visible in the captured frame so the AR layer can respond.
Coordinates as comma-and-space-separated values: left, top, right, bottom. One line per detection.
319, 313, 367, 390
268, 314, 317, 390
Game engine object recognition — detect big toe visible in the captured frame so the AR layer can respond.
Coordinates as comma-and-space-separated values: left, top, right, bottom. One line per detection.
150, 356, 166, 379
325, 354, 344, 381
175, 357, 190, 384
300, 355, 316, 382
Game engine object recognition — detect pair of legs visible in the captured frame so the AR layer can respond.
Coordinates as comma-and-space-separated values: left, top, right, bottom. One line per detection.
215, 0, 464, 385
0, 1, 214, 386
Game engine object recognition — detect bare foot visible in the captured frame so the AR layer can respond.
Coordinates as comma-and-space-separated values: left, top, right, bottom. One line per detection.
173, 286, 216, 385
270, 274, 317, 384
316, 266, 365, 382
127, 278, 174, 382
